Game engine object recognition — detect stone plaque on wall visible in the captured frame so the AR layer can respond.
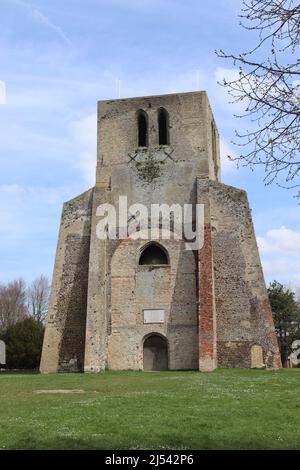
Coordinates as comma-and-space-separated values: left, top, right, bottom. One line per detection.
251, 345, 264, 369
143, 309, 165, 324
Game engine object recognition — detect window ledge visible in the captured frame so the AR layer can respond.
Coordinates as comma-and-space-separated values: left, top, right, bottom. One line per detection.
138, 264, 170, 269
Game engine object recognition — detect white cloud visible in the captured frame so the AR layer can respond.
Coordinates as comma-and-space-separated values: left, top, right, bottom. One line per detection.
12, 0, 72, 46
254, 207, 300, 234
257, 226, 300, 285
220, 139, 237, 174
165, 69, 207, 94
262, 260, 290, 276
257, 226, 300, 257
0, 184, 23, 194
0, 182, 80, 283
110, 68, 209, 100
0, 183, 75, 206
214, 66, 240, 85
0, 80, 6, 105
7, 88, 68, 110
213, 67, 239, 106
69, 113, 97, 186
213, 67, 250, 117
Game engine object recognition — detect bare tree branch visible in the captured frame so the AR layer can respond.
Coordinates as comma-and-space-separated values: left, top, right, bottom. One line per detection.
216, 0, 300, 197
27, 275, 50, 324
0, 279, 27, 330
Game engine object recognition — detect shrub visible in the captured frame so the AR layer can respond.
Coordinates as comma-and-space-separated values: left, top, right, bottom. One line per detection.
0, 317, 44, 369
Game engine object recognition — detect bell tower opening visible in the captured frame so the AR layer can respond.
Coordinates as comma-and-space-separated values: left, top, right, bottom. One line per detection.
158, 107, 169, 145
137, 110, 148, 147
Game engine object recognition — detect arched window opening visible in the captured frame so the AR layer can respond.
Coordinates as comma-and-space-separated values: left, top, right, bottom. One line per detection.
143, 334, 168, 371
158, 108, 169, 145
139, 243, 169, 265
138, 110, 148, 147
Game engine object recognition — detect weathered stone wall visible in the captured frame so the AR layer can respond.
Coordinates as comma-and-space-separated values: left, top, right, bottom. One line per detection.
84, 184, 110, 372
83, 91, 219, 371
96, 91, 221, 185
198, 179, 281, 369
108, 237, 198, 370
41, 91, 281, 373
40, 189, 93, 372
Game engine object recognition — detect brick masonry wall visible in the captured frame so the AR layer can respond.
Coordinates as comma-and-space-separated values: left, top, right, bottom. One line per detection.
198, 179, 281, 369
198, 223, 217, 372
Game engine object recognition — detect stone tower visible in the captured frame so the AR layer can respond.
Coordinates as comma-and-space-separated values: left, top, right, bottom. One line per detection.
40, 91, 281, 373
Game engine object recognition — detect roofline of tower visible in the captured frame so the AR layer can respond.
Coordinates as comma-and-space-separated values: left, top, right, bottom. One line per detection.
97, 90, 208, 104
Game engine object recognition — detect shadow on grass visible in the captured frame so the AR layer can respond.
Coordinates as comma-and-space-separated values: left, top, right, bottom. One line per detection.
0, 369, 39, 375
11, 435, 299, 451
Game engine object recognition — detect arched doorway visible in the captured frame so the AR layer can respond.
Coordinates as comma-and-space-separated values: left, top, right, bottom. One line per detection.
143, 334, 168, 371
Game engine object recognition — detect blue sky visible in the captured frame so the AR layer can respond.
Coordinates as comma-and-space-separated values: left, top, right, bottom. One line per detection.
0, 0, 299, 289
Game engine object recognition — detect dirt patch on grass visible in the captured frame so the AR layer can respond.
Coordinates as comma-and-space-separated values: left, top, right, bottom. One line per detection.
34, 389, 86, 395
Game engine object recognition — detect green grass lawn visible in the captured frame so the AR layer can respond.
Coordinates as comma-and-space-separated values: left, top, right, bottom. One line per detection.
0, 369, 299, 450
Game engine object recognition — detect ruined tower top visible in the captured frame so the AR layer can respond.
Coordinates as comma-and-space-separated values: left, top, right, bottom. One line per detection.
96, 91, 221, 187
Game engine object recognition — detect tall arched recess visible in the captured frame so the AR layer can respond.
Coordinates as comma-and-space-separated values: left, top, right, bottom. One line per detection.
158, 107, 169, 145
137, 110, 148, 147
143, 334, 168, 371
